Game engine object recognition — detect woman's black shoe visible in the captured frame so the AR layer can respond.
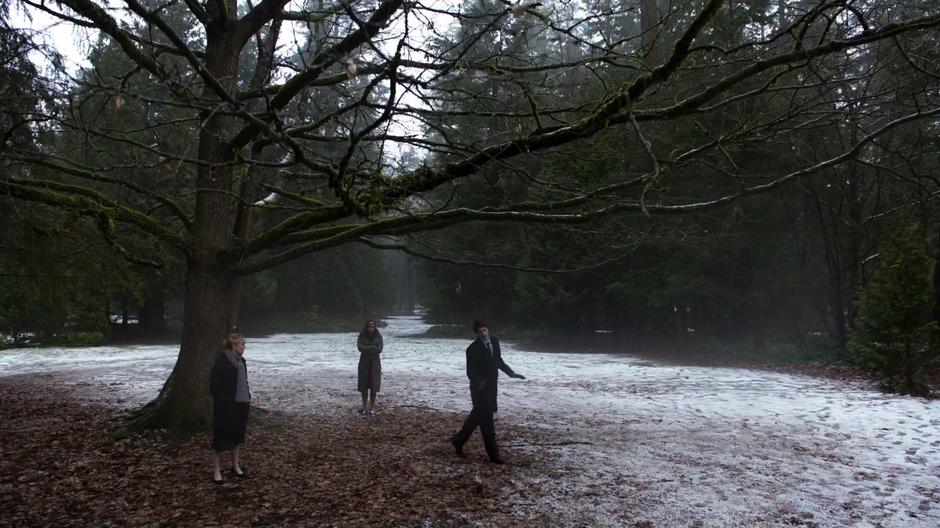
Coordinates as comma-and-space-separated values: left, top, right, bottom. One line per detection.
231, 467, 247, 478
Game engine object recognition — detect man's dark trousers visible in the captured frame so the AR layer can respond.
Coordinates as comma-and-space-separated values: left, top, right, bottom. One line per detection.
453, 336, 515, 460
453, 395, 498, 459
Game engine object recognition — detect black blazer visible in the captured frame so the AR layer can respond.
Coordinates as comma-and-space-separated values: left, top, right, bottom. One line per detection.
210, 352, 249, 403
466, 337, 515, 409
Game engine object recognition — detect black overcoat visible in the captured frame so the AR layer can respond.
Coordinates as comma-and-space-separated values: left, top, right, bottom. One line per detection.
209, 352, 250, 451
465, 337, 515, 410
357, 330, 384, 392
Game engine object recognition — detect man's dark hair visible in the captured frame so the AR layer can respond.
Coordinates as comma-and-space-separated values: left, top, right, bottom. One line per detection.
472, 320, 487, 333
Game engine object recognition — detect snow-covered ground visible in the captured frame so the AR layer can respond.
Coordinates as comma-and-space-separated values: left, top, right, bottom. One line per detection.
1, 315, 938, 526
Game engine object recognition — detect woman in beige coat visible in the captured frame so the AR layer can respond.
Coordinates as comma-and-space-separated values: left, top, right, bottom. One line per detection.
356, 320, 383, 415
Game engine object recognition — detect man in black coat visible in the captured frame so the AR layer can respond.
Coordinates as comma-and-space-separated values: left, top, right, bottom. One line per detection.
449, 320, 525, 464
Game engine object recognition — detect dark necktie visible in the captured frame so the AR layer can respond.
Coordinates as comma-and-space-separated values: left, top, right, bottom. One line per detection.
485, 341, 493, 357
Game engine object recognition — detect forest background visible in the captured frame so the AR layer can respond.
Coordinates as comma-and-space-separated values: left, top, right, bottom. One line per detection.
2, 0, 939, 405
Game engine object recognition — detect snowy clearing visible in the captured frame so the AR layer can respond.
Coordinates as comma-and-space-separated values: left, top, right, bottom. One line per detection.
1, 316, 938, 527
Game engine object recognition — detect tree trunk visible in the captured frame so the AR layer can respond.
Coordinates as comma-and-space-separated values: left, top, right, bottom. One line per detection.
845, 125, 862, 331
933, 228, 940, 325
903, 340, 914, 394
121, 292, 129, 326
830, 290, 848, 348
130, 261, 237, 431
639, 0, 660, 61
126, 4, 244, 432
138, 290, 167, 337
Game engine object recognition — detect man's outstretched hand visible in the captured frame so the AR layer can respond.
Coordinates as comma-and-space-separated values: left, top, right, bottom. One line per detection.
509, 372, 526, 379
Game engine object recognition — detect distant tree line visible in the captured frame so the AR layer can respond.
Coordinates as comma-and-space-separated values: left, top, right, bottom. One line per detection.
404, 0, 940, 393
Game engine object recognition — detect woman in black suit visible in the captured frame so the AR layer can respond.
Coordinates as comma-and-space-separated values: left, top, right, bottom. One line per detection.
210, 327, 251, 483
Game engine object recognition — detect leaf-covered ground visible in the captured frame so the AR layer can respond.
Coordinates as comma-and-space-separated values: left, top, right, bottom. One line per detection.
0, 375, 588, 527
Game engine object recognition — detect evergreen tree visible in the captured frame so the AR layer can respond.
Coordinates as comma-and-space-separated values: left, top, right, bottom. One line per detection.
848, 215, 938, 395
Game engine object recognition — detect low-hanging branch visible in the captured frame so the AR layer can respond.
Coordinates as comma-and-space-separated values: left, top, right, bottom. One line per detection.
94, 212, 165, 269
228, 103, 940, 274
0, 178, 188, 250
3, 156, 192, 231
353, 237, 643, 275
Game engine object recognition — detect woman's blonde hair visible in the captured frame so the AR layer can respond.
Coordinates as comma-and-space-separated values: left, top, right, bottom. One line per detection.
223, 326, 244, 350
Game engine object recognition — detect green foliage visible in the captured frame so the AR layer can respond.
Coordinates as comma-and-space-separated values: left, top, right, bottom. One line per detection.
0, 4, 54, 153
239, 244, 396, 330
0, 209, 119, 341
51, 331, 107, 347
408, 324, 467, 338
242, 272, 279, 309
679, 336, 840, 366
246, 311, 373, 335
848, 216, 939, 395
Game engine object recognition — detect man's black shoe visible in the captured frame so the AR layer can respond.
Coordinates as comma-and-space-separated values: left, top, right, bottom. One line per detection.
489, 456, 506, 465
448, 435, 465, 457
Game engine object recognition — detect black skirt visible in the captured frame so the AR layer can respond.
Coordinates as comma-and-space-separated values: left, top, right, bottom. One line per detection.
212, 401, 249, 452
